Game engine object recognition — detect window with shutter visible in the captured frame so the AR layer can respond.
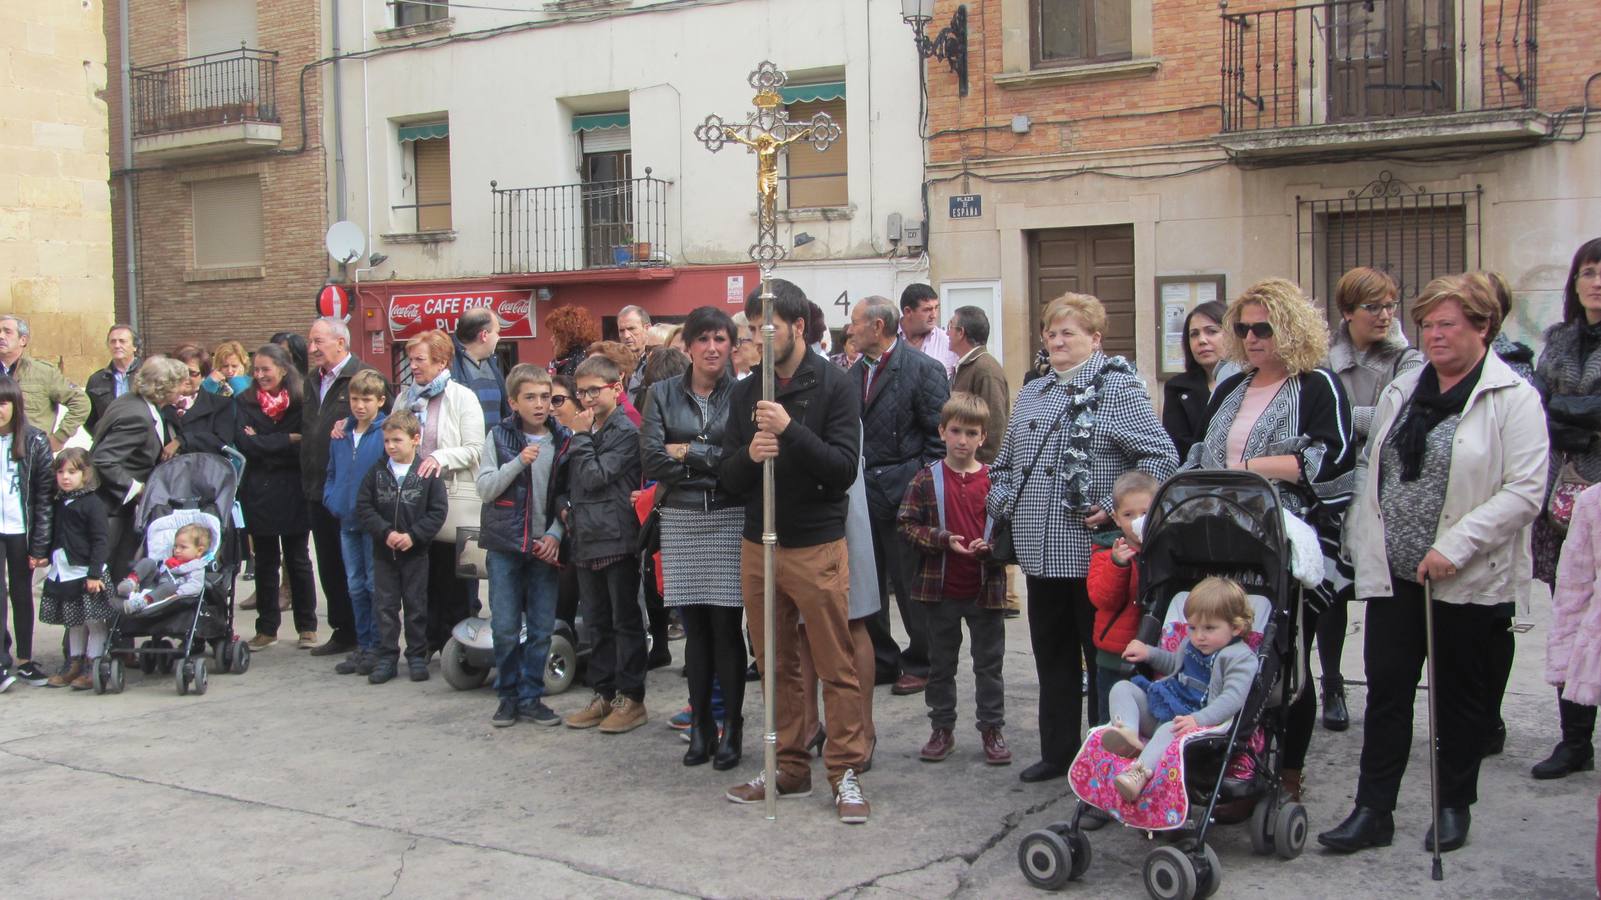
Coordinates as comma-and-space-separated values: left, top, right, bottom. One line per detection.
784, 98, 847, 209
414, 136, 453, 231
191, 175, 264, 268
187, 0, 258, 57
395, 0, 448, 27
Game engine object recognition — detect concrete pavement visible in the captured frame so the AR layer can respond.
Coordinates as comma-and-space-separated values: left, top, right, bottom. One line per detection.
0, 577, 1594, 899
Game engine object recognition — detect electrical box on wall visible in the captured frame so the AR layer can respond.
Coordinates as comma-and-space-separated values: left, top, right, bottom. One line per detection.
903, 221, 925, 249
886, 212, 903, 242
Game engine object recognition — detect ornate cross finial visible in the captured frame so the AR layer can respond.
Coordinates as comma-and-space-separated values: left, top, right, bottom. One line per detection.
694, 61, 842, 274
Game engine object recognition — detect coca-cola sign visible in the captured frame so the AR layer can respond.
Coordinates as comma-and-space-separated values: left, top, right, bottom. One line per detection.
387, 290, 536, 339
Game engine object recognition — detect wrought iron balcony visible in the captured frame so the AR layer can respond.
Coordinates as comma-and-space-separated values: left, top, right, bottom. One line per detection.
130, 47, 281, 159
1220, 0, 1536, 135
491, 170, 671, 275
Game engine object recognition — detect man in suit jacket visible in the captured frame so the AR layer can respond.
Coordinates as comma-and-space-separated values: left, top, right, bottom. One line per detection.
303, 317, 387, 656
948, 306, 1010, 464
847, 296, 949, 694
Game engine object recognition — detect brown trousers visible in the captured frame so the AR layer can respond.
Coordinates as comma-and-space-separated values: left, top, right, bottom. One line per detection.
741, 539, 869, 784
800, 618, 877, 751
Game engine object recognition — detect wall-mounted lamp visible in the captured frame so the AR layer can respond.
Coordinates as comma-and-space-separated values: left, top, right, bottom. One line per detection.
794, 232, 815, 248
367, 252, 389, 267
902, 1, 968, 97
535, 287, 554, 301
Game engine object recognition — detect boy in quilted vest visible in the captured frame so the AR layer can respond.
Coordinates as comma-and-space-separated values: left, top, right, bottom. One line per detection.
1086, 471, 1158, 725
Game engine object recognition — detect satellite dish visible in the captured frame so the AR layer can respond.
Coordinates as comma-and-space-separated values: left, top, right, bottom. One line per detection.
325, 221, 366, 265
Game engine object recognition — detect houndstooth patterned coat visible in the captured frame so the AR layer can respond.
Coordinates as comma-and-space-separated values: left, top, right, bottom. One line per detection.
987, 352, 1178, 579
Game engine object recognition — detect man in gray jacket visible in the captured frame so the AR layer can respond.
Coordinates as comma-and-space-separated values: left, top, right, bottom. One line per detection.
847, 295, 949, 695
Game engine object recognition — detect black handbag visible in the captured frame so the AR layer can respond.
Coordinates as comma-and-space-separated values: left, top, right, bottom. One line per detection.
988, 408, 1068, 565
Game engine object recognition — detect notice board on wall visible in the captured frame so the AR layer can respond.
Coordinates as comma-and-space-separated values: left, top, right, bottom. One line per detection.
1155, 275, 1226, 376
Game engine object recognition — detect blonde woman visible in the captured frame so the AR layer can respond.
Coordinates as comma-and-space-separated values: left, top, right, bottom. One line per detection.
1182, 278, 1355, 801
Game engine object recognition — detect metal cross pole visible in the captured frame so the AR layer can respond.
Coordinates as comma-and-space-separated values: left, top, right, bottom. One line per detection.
694, 61, 840, 821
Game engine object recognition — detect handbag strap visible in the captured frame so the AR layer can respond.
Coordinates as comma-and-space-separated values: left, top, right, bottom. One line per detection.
1004, 390, 1072, 519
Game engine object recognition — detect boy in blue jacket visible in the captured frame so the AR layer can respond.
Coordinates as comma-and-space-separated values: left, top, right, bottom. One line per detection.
323, 369, 388, 676
476, 364, 571, 728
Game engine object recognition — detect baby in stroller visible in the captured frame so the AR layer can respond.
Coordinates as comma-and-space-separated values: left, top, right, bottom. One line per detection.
116, 522, 212, 616
1102, 576, 1260, 802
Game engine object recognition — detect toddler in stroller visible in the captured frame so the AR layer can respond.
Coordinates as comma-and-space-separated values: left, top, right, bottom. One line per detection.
117, 522, 212, 616
1102, 577, 1259, 802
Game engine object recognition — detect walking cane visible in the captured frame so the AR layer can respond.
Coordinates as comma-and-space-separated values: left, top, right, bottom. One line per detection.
1423, 575, 1444, 881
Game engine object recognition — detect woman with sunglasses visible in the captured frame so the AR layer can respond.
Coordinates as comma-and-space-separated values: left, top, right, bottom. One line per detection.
170, 343, 237, 458
1319, 268, 1425, 731
1183, 278, 1354, 802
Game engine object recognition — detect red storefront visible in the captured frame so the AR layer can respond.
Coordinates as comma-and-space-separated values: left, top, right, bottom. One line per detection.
348, 263, 759, 379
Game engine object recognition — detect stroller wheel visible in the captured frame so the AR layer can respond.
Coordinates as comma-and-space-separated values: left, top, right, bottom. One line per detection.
109, 659, 125, 694
1195, 843, 1222, 899
546, 632, 578, 695
1142, 845, 1199, 900
1249, 797, 1275, 856
1066, 830, 1092, 880
232, 640, 251, 675
440, 636, 491, 691
191, 659, 209, 696
92, 657, 109, 695
174, 660, 190, 696
138, 643, 157, 675
1017, 828, 1074, 891
214, 640, 231, 674
1273, 802, 1308, 860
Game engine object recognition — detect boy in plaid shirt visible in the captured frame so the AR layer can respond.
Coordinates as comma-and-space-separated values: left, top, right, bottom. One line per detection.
898, 393, 1010, 765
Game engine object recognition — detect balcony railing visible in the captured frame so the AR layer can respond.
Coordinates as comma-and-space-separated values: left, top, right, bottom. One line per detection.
491, 170, 671, 275
131, 47, 280, 137
1220, 0, 1536, 133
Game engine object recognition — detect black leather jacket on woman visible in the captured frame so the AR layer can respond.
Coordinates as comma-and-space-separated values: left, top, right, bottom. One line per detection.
11, 425, 55, 558
640, 371, 739, 509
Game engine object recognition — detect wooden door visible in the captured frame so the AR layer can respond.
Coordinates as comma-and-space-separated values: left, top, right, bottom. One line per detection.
1328, 0, 1454, 122
1029, 225, 1136, 364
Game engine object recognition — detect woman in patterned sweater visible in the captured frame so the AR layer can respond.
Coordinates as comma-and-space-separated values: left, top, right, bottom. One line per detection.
1183, 278, 1355, 802
986, 293, 1177, 785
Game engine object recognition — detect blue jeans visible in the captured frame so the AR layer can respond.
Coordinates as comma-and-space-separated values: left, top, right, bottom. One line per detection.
339, 529, 378, 652
486, 550, 559, 704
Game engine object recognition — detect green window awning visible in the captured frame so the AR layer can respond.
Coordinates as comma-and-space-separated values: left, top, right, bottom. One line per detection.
779, 81, 846, 104
572, 112, 630, 133
398, 122, 449, 142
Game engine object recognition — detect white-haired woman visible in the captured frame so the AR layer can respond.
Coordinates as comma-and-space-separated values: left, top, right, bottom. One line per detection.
91, 356, 189, 581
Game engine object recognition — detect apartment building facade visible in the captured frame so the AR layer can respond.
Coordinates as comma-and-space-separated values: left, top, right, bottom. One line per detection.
105, 0, 329, 355
336, 0, 930, 373
921, 0, 1601, 388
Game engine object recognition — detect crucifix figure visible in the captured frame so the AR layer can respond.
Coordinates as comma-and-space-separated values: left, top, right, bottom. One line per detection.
693, 61, 840, 821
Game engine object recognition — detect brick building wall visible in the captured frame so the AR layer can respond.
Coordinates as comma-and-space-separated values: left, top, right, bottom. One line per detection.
0, 1, 115, 380
926, 0, 1596, 165
104, 0, 327, 372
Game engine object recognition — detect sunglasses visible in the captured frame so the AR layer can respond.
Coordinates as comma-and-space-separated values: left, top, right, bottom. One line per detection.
1233, 322, 1275, 340
550, 395, 569, 407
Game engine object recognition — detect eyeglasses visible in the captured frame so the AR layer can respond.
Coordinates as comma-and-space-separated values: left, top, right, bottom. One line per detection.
549, 395, 569, 407
1233, 321, 1275, 340
1357, 301, 1400, 316
574, 384, 616, 400
1579, 266, 1601, 283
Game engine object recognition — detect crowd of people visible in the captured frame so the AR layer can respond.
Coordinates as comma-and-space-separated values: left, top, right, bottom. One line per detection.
1, 239, 1600, 839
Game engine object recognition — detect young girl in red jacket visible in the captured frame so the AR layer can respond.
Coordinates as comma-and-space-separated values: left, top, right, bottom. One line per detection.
1086, 471, 1158, 725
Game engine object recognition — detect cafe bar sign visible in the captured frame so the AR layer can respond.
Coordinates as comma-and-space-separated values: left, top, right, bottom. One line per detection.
387, 290, 536, 339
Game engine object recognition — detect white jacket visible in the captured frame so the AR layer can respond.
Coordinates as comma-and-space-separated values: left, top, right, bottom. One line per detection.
426, 380, 486, 487
1348, 351, 1548, 606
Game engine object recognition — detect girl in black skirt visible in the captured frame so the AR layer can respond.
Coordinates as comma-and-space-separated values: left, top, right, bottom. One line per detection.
40, 449, 113, 689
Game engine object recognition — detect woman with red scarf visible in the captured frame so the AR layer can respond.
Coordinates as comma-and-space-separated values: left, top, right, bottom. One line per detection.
236, 343, 317, 650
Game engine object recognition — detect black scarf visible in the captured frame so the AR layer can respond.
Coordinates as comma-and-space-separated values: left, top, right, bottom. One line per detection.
1394, 355, 1485, 481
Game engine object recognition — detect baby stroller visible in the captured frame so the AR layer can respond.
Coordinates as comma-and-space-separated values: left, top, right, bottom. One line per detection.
92, 454, 250, 696
1019, 470, 1308, 899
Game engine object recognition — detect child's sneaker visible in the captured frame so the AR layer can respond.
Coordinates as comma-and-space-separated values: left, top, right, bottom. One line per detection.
122, 594, 149, 615
0, 668, 15, 694
69, 666, 94, 691
1114, 763, 1152, 803
334, 652, 362, 675
408, 659, 430, 682
565, 693, 611, 729
355, 651, 376, 676
14, 661, 48, 686
47, 657, 86, 688
668, 706, 693, 730
981, 726, 1013, 765
116, 575, 140, 597
369, 657, 398, 684
518, 701, 561, 726
1101, 722, 1145, 758
919, 727, 954, 762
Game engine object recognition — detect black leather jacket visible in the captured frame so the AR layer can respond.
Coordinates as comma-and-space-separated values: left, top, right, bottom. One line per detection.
11, 425, 55, 558
640, 371, 740, 509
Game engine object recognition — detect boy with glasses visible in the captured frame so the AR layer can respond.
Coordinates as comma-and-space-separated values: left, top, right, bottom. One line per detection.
561, 355, 649, 733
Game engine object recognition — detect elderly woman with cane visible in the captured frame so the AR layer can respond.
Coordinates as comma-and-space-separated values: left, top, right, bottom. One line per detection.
1318, 274, 1547, 855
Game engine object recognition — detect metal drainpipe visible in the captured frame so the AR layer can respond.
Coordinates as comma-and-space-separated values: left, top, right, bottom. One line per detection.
331, 0, 346, 222
118, 0, 140, 333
